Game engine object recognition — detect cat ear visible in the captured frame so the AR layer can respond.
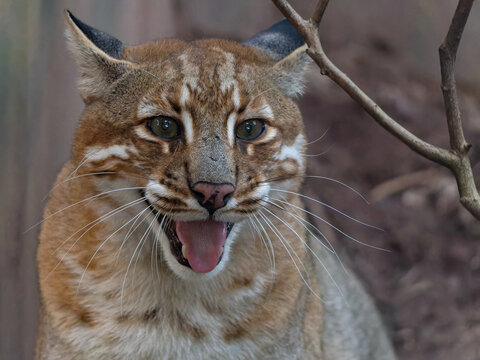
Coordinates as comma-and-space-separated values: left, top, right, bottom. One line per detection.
65, 10, 133, 102
243, 19, 311, 98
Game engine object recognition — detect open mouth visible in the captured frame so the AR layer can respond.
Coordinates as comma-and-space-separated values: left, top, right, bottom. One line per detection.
143, 194, 234, 273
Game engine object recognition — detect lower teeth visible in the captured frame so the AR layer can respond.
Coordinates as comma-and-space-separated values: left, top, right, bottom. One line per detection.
181, 245, 188, 260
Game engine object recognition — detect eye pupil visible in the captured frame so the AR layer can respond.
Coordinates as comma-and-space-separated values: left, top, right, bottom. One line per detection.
162, 119, 170, 130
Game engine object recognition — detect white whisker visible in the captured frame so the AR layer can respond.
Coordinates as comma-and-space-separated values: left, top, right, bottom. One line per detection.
303, 175, 370, 204
76, 204, 150, 295
274, 198, 389, 252
25, 186, 145, 233
42, 171, 151, 202
270, 187, 382, 231
120, 209, 158, 314
45, 197, 146, 281
305, 143, 334, 157
261, 205, 346, 303
257, 210, 323, 302
247, 214, 275, 277
305, 126, 330, 146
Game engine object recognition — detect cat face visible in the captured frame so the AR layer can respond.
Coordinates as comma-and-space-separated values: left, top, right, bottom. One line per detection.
66, 12, 309, 278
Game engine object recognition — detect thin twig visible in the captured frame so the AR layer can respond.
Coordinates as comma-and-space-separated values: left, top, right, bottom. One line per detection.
311, 0, 329, 26
440, 0, 473, 153
439, 0, 480, 217
271, 0, 480, 220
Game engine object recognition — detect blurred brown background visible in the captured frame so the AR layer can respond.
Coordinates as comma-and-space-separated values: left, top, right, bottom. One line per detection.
1, 0, 479, 359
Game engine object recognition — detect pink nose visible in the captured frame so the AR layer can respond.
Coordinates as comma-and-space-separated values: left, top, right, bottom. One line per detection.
192, 182, 235, 214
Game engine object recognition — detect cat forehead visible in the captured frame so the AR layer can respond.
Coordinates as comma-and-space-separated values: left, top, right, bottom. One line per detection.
125, 38, 271, 66
124, 39, 272, 93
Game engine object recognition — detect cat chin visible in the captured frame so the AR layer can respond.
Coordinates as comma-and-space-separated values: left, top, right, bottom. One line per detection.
156, 222, 242, 281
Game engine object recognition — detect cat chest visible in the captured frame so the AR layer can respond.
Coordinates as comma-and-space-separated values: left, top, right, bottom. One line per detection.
67, 314, 304, 360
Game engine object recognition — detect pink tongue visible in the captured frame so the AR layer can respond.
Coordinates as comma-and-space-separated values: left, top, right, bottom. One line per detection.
175, 219, 227, 273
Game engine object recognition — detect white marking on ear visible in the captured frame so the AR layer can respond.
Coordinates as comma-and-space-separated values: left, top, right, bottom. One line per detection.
273, 134, 305, 165
227, 112, 237, 147
85, 144, 138, 162
182, 111, 194, 144
137, 103, 159, 118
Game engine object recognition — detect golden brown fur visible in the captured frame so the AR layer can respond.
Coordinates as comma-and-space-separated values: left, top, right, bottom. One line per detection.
36, 11, 396, 360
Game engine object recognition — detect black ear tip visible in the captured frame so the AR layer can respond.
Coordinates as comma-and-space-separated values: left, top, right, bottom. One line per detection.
64, 11, 125, 60
65, 10, 86, 30
65, 9, 75, 21
243, 18, 305, 61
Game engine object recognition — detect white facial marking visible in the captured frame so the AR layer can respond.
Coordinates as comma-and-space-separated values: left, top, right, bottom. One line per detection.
85, 144, 138, 163
257, 103, 274, 120
217, 50, 236, 92
251, 182, 271, 200
246, 144, 255, 156
179, 53, 199, 91
232, 85, 240, 109
258, 127, 277, 143
273, 134, 305, 166
162, 143, 170, 154
137, 102, 159, 118
227, 112, 237, 147
180, 84, 190, 107
134, 127, 152, 141
145, 180, 174, 199
182, 111, 194, 144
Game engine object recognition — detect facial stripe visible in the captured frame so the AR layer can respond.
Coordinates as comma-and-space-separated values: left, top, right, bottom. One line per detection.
227, 112, 237, 147
216, 50, 236, 93
180, 84, 190, 107
179, 53, 199, 91
182, 111, 194, 144
85, 144, 138, 163
232, 85, 240, 109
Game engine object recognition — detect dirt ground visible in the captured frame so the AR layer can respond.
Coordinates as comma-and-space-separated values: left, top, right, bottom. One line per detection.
299, 40, 480, 360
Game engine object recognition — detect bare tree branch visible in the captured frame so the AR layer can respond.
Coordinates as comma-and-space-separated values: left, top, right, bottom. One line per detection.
272, 0, 480, 220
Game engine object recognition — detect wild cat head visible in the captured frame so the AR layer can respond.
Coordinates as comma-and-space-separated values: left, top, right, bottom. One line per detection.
65, 11, 310, 278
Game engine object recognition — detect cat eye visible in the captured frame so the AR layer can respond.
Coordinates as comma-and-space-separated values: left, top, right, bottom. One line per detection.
146, 116, 181, 140
235, 119, 266, 141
